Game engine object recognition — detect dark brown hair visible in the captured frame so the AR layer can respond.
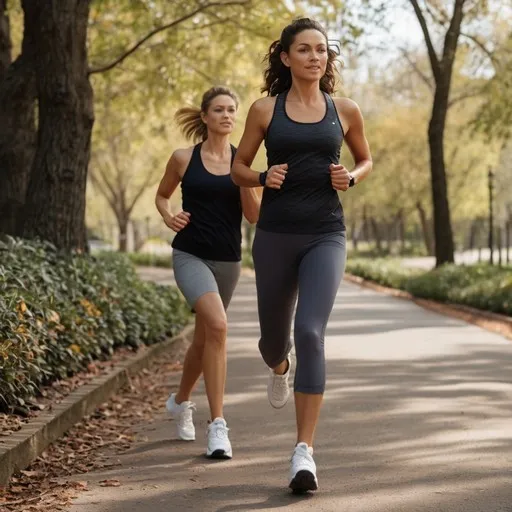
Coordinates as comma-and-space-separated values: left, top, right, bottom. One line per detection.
175, 86, 239, 142
262, 18, 338, 97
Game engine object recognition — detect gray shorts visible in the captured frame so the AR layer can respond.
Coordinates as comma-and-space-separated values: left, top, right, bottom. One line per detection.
172, 249, 241, 310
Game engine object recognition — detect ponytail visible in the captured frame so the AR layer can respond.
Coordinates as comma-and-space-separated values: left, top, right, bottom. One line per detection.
174, 107, 207, 142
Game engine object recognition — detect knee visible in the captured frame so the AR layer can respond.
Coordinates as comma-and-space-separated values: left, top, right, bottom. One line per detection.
258, 336, 290, 369
204, 315, 228, 341
294, 325, 323, 356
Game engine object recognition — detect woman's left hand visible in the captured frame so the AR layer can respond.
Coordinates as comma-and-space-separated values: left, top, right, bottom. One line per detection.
329, 163, 351, 191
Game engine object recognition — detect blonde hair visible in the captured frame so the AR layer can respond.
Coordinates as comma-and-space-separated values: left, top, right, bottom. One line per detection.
175, 86, 239, 142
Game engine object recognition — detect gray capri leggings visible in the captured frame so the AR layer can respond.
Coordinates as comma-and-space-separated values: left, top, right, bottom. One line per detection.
252, 228, 346, 394
172, 249, 241, 310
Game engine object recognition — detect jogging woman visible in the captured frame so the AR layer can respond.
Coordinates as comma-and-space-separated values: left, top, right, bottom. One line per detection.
156, 86, 260, 459
231, 19, 372, 491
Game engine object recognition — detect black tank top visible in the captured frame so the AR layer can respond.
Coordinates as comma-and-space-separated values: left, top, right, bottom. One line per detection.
257, 89, 345, 234
171, 143, 242, 261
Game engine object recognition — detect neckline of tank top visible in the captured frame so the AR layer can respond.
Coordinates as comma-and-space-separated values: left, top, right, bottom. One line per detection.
197, 142, 235, 178
281, 89, 330, 126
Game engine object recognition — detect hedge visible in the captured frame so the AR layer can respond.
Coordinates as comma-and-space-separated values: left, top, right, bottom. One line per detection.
345, 259, 512, 316
0, 238, 190, 412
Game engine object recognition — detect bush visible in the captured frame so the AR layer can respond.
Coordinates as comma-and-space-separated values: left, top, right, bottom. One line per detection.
345, 258, 512, 316
125, 252, 172, 268
346, 259, 420, 289
0, 238, 190, 412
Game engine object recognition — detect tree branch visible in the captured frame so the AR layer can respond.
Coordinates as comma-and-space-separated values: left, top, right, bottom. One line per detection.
126, 171, 159, 216
441, 0, 465, 68
460, 31, 498, 68
89, 163, 120, 217
88, 0, 249, 75
408, 0, 441, 81
399, 47, 434, 91
448, 86, 484, 108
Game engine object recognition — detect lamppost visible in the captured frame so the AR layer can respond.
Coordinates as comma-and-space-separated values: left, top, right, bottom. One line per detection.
488, 167, 494, 265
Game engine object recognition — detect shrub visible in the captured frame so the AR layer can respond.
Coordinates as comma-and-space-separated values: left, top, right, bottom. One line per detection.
345, 258, 512, 316
125, 252, 172, 269
0, 238, 190, 411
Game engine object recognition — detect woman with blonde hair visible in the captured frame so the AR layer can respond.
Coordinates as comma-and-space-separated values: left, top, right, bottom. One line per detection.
156, 86, 260, 459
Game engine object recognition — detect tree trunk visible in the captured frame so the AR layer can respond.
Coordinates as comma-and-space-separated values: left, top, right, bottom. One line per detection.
416, 201, 434, 256
428, 82, 455, 266
370, 217, 382, 252
467, 218, 479, 250
0, 0, 10, 78
118, 219, 128, 253
21, 0, 94, 252
397, 209, 406, 253
0, 1, 37, 236
362, 206, 369, 242
351, 218, 358, 251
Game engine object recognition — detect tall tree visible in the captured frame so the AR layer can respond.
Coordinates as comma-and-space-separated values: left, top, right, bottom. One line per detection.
1, 0, 252, 251
0, 0, 36, 236
20, 0, 93, 250
407, 0, 503, 265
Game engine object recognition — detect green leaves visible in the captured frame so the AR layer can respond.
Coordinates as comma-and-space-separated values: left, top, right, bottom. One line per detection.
0, 237, 190, 412
346, 258, 512, 315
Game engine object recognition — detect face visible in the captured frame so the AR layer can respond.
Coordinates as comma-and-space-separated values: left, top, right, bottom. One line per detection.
280, 29, 328, 81
202, 95, 237, 136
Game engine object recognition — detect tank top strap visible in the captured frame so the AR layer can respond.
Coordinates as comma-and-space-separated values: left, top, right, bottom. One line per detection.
323, 93, 338, 122
181, 143, 202, 184
275, 91, 287, 113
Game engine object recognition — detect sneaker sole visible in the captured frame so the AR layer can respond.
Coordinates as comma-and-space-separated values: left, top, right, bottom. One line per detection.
178, 434, 195, 441
268, 396, 290, 409
206, 449, 232, 460
289, 470, 318, 493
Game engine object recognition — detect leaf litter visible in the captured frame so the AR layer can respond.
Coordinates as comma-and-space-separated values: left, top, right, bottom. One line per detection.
0, 336, 189, 512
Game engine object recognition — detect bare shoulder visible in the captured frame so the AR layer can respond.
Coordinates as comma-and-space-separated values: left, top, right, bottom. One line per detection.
333, 97, 361, 116
333, 97, 364, 133
171, 146, 194, 165
250, 96, 276, 114
167, 146, 194, 177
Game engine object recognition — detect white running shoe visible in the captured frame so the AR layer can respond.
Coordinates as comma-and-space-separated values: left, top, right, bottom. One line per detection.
267, 356, 291, 409
206, 417, 232, 459
166, 393, 196, 441
289, 442, 318, 493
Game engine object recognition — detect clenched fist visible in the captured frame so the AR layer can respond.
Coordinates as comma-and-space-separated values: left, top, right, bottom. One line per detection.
264, 164, 288, 189
329, 163, 352, 191
164, 211, 191, 232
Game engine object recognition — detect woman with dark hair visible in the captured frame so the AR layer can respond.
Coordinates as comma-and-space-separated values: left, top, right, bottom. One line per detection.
232, 18, 372, 492
156, 86, 260, 460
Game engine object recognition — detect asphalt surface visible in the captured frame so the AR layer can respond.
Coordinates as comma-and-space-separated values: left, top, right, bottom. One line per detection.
69, 271, 512, 512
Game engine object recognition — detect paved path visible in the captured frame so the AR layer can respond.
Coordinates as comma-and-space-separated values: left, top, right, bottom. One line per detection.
70, 272, 512, 512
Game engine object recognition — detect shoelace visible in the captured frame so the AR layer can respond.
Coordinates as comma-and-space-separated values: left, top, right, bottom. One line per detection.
178, 402, 196, 429
272, 373, 288, 397
291, 447, 313, 465
210, 422, 229, 440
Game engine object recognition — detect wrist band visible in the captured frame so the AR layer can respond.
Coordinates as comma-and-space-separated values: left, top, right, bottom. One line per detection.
259, 171, 268, 186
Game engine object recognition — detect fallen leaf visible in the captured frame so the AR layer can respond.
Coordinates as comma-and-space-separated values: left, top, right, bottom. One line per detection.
100, 479, 121, 487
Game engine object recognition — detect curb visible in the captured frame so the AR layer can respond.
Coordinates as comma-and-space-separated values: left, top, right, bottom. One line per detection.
344, 273, 512, 341
0, 323, 194, 487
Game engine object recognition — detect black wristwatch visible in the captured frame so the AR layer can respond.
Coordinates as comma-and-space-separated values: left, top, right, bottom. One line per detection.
259, 171, 268, 187
349, 174, 355, 188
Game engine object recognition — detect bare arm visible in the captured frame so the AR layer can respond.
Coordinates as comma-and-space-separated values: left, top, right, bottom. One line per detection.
155, 149, 191, 232
240, 187, 262, 224
231, 99, 270, 187
232, 97, 289, 189
336, 98, 373, 185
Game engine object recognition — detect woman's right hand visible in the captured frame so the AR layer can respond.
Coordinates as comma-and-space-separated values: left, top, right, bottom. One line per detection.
164, 211, 191, 232
265, 164, 288, 189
